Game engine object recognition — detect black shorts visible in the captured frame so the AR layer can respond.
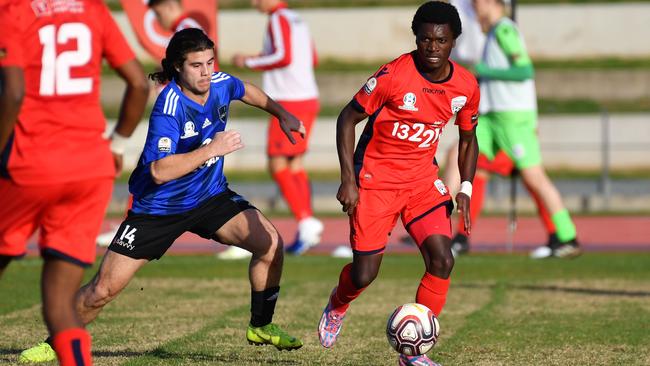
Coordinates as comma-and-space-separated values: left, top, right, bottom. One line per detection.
108, 189, 256, 260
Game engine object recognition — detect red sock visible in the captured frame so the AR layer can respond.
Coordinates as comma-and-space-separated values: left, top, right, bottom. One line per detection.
51, 328, 92, 366
416, 273, 450, 317
273, 168, 307, 220
524, 180, 556, 234
330, 263, 366, 312
292, 170, 313, 219
457, 174, 487, 236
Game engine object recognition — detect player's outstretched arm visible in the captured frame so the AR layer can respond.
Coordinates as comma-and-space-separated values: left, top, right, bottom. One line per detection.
150, 130, 243, 185
110, 60, 150, 174
240, 81, 305, 143
0, 66, 24, 152
456, 127, 479, 234
336, 102, 368, 215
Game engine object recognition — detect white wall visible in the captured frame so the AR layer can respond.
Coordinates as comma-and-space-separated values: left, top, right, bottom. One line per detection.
113, 3, 650, 62
112, 113, 650, 172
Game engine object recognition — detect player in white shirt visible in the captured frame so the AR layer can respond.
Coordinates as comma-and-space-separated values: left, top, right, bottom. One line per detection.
227, 0, 323, 259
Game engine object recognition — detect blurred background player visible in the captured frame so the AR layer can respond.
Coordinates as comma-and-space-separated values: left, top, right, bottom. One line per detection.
470, 0, 580, 258
96, 0, 211, 248
228, 0, 323, 259
147, 0, 208, 32
0, 0, 149, 364
428, 0, 557, 256
19, 28, 304, 363
444, 149, 559, 256
450, 0, 485, 66
317, 2, 479, 365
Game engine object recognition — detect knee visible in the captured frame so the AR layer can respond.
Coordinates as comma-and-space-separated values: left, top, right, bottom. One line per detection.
254, 227, 283, 263
429, 252, 455, 279
268, 157, 288, 175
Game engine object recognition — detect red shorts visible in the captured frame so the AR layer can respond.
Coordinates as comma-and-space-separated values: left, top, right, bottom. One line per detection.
267, 99, 319, 157
350, 180, 452, 255
0, 177, 113, 266
477, 151, 515, 176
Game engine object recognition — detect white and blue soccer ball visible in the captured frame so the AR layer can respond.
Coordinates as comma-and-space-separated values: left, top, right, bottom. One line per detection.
386, 303, 440, 356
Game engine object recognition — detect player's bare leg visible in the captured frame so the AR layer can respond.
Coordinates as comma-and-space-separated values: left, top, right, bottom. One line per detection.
39, 258, 91, 365
41, 259, 85, 334
216, 209, 302, 350
77, 251, 148, 324
319, 253, 382, 347
398, 234, 454, 365
217, 209, 283, 290
419, 235, 455, 281
520, 166, 580, 258
520, 166, 563, 214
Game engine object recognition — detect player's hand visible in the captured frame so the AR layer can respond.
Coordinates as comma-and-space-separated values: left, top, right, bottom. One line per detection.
337, 181, 359, 216
456, 192, 471, 235
278, 113, 306, 145
232, 53, 247, 68
112, 152, 123, 177
208, 130, 244, 156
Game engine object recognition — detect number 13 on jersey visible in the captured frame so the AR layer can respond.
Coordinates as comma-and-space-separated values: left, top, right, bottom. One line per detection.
391, 122, 441, 148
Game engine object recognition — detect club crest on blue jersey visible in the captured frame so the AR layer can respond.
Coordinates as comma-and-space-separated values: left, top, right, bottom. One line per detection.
218, 105, 228, 123
181, 121, 198, 139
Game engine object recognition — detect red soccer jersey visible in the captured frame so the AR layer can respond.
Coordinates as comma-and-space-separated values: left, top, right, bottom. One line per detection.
0, 0, 135, 185
352, 52, 479, 190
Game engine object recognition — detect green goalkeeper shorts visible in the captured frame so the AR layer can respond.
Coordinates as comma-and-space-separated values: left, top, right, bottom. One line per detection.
476, 110, 542, 170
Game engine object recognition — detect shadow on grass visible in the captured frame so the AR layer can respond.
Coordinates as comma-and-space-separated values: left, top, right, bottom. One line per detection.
457, 282, 650, 297
0, 348, 21, 357
96, 347, 300, 364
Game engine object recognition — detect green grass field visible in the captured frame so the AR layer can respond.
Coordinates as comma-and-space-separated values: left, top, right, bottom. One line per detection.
1, 253, 649, 365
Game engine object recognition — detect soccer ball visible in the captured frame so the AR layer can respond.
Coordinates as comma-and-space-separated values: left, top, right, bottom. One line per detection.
386, 303, 440, 356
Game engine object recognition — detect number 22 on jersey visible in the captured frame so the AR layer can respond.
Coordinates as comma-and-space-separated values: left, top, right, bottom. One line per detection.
38, 22, 92, 96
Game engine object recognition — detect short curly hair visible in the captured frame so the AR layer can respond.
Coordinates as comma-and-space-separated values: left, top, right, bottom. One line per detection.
411, 1, 462, 39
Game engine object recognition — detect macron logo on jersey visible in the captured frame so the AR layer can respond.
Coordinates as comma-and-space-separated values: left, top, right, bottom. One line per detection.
163, 88, 180, 116
211, 72, 230, 84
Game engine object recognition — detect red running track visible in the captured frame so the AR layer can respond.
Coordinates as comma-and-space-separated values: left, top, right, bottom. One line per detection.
73, 216, 650, 255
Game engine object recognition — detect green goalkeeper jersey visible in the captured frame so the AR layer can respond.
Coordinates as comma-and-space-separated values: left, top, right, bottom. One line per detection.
478, 17, 537, 114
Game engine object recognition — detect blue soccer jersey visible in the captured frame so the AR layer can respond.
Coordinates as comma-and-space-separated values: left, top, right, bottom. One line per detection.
129, 72, 245, 215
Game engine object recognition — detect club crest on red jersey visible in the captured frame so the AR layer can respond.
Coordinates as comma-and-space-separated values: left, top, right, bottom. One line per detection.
398, 92, 419, 112
451, 96, 467, 114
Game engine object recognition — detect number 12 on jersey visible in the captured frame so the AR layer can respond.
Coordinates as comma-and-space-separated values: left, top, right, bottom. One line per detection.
38, 22, 92, 96
391, 122, 441, 148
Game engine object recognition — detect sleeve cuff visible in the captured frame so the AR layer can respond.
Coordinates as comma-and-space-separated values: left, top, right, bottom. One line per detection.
351, 98, 366, 114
